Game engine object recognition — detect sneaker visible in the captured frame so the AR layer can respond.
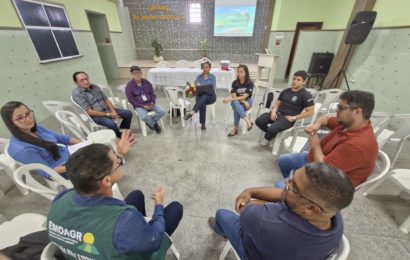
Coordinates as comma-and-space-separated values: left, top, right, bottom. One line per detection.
183, 112, 193, 120
154, 123, 162, 134
201, 124, 206, 132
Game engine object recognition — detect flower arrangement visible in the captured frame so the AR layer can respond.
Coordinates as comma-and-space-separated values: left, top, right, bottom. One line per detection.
151, 39, 163, 57
185, 81, 197, 97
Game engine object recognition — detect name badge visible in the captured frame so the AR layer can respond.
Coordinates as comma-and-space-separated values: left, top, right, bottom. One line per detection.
141, 95, 148, 101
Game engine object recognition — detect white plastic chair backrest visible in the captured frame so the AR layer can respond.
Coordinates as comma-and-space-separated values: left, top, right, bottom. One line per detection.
164, 87, 188, 108
0, 213, 47, 250
70, 96, 100, 128
314, 88, 344, 111
326, 235, 350, 260
41, 242, 60, 260
193, 59, 205, 68
378, 113, 410, 147
156, 61, 170, 68
299, 102, 322, 126
55, 110, 90, 140
41, 100, 74, 115
176, 60, 189, 68
355, 150, 391, 191
13, 163, 73, 201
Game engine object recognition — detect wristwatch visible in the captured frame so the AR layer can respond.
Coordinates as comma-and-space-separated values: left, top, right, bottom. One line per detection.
106, 112, 110, 117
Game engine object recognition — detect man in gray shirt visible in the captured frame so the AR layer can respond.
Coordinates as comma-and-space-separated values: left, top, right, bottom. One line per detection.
72, 71, 132, 138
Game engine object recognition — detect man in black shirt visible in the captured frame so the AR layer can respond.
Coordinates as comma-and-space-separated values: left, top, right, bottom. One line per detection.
255, 70, 315, 144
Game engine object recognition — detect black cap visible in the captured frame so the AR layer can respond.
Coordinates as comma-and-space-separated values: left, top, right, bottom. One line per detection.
130, 65, 141, 72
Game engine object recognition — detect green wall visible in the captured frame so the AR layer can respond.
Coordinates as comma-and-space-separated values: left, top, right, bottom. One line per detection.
271, 0, 410, 31
373, 0, 410, 27
0, 0, 121, 31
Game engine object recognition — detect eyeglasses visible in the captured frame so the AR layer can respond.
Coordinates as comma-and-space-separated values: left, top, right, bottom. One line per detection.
96, 155, 124, 181
283, 170, 326, 212
111, 155, 124, 173
12, 110, 34, 123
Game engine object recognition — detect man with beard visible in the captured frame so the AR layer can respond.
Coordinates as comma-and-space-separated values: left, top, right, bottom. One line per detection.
276, 90, 378, 188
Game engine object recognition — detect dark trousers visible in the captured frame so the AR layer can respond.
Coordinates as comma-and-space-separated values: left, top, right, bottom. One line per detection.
193, 94, 216, 124
255, 112, 294, 141
125, 190, 183, 236
92, 108, 132, 138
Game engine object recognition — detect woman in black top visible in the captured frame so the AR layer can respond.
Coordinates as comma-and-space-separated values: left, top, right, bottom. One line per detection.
223, 64, 254, 137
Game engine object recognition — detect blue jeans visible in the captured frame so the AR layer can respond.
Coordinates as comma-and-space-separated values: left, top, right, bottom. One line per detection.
125, 190, 183, 236
193, 94, 216, 124
214, 209, 248, 260
92, 108, 132, 138
276, 152, 309, 188
135, 105, 165, 128
231, 98, 253, 127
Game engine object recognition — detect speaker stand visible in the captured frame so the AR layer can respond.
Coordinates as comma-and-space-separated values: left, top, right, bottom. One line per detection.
324, 44, 353, 91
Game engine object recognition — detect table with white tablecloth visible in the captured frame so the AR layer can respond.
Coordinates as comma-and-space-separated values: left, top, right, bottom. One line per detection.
147, 68, 236, 90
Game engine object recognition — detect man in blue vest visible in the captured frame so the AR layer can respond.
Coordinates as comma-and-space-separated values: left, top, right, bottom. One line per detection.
47, 144, 183, 259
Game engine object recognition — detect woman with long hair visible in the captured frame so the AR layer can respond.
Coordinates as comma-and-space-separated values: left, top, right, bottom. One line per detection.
223, 64, 254, 137
1, 101, 81, 177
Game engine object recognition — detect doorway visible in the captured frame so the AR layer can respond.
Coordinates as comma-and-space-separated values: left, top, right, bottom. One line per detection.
285, 22, 323, 78
86, 12, 119, 80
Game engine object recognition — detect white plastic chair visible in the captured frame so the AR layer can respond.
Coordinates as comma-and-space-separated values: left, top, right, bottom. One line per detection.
55, 110, 116, 146
314, 88, 345, 115
164, 87, 191, 127
376, 114, 410, 168
363, 168, 410, 233
326, 235, 350, 260
156, 61, 170, 68
219, 235, 350, 260
176, 60, 189, 68
271, 102, 322, 157
0, 213, 47, 250
95, 83, 128, 110
133, 110, 165, 137
13, 163, 73, 201
1, 140, 29, 195
70, 96, 105, 132
144, 217, 180, 259
219, 240, 240, 260
256, 88, 284, 118
41, 100, 79, 134
356, 150, 391, 191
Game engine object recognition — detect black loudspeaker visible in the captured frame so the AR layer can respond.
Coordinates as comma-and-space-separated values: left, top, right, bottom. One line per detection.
308, 52, 334, 74
345, 11, 377, 44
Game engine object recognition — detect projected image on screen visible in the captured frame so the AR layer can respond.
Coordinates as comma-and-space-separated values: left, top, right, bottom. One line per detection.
214, 0, 256, 37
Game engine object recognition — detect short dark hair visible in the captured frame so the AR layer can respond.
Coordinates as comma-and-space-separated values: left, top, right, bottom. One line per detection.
304, 163, 354, 211
200, 61, 211, 69
339, 90, 375, 120
293, 70, 308, 81
1, 101, 60, 160
72, 71, 88, 82
66, 144, 113, 194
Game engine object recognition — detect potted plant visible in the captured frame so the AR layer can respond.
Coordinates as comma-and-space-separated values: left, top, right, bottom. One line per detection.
151, 39, 163, 62
198, 39, 209, 58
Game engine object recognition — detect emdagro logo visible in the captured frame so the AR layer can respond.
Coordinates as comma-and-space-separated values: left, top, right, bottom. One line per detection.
77, 232, 100, 255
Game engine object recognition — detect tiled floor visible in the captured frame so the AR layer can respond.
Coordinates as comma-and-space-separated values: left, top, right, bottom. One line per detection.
1, 83, 409, 259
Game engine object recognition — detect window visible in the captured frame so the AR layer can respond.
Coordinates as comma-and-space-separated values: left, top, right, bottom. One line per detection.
188, 3, 201, 24
13, 0, 80, 63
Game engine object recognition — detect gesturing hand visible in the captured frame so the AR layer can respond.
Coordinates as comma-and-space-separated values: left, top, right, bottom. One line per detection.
116, 130, 137, 157
151, 187, 165, 205
308, 132, 321, 148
